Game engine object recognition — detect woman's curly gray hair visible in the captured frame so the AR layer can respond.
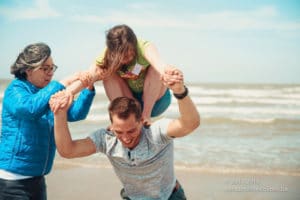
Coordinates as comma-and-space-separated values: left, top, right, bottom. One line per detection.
10, 43, 51, 79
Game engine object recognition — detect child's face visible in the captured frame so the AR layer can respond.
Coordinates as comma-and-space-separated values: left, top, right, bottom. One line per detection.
120, 48, 135, 65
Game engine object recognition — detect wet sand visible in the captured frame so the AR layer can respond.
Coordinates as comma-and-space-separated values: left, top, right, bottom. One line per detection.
47, 159, 300, 200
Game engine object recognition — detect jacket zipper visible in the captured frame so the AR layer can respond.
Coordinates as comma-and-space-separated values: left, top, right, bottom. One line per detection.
42, 118, 51, 174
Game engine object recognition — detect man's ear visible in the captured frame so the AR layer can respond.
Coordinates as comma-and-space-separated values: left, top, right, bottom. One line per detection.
106, 124, 112, 131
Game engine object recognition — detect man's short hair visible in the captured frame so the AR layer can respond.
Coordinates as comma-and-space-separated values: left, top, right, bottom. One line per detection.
108, 97, 142, 122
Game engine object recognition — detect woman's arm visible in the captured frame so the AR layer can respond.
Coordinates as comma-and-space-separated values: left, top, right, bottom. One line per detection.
67, 87, 96, 121
4, 81, 64, 118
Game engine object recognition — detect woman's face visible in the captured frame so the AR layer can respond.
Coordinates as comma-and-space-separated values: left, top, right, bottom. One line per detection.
26, 56, 57, 88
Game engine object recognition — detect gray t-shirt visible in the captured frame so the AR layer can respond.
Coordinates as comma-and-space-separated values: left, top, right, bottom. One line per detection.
89, 119, 176, 200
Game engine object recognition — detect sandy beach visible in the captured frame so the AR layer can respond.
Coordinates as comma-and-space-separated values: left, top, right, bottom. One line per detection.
47, 158, 300, 200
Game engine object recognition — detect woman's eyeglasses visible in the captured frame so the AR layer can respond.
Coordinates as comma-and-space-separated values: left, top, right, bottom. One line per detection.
38, 64, 58, 74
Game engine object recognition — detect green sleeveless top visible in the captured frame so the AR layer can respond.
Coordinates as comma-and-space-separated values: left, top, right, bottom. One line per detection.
96, 39, 151, 93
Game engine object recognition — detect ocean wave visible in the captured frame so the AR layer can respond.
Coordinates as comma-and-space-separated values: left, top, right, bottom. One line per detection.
191, 96, 300, 106
89, 103, 108, 110
51, 99, 300, 123
189, 86, 300, 99
166, 105, 300, 120
202, 117, 300, 125
198, 106, 300, 116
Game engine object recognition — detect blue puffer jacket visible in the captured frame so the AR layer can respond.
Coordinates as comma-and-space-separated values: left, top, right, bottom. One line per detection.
0, 79, 95, 176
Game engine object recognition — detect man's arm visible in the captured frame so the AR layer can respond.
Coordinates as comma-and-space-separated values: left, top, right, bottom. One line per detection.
53, 91, 97, 158
162, 68, 200, 138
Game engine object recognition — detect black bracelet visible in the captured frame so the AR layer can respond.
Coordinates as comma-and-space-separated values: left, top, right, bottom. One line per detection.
173, 85, 188, 100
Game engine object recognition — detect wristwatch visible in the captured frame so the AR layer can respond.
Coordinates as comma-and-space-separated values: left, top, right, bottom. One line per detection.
173, 85, 189, 100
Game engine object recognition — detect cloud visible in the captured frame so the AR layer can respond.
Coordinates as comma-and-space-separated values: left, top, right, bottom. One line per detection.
191, 6, 300, 31
69, 5, 300, 32
2, 1, 299, 32
0, 0, 60, 20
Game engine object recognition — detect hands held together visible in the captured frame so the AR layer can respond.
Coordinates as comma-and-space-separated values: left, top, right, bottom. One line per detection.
161, 67, 185, 94
50, 70, 95, 114
49, 90, 73, 114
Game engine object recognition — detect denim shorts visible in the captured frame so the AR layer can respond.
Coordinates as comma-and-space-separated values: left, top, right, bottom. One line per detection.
133, 89, 171, 117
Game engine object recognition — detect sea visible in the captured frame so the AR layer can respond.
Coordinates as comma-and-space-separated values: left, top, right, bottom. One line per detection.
1, 79, 300, 176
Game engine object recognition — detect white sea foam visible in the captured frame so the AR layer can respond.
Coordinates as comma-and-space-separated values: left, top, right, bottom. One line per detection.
199, 106, 300, 116
189, 86, 281, 98
167, 103, 300, 119
89, 103, 107, 110
189, 86, 300, 99
191, 96, 300, 105
203, 116, 277, 124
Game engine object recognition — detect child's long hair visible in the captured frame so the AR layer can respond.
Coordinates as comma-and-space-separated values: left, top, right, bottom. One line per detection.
99, 24, 138, 76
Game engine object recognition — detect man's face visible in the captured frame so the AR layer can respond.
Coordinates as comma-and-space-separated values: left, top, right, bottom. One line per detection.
111, 113, 143, 149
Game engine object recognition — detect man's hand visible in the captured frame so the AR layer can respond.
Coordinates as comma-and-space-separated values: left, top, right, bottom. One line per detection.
49, 90, 73, 114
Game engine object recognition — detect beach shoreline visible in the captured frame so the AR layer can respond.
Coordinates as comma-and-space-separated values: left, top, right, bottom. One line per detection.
47, 159, 300, 200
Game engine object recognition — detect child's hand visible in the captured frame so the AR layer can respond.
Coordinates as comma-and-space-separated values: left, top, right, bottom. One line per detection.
161, 67, 184, 93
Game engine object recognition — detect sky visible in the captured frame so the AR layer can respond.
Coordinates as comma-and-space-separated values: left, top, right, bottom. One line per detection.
0, 0, 300, 84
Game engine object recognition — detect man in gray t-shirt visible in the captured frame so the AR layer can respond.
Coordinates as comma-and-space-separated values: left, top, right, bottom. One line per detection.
52, 68, 200, 200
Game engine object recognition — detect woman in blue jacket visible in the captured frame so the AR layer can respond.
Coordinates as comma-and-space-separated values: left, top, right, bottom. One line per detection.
0, 43, 95, 200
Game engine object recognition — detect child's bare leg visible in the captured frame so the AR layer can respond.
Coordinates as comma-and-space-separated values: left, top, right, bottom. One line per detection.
142, 67, 167, 126
103, 73, 133, 101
